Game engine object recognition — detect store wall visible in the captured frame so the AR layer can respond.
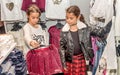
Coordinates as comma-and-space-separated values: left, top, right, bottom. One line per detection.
70, 0, 90, 24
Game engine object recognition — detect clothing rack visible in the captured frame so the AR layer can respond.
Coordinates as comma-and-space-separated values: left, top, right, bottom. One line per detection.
4, 21, 26, 24
4, 19, 65, 32
44, 18, 65, 23
38, 18, 65, 29
55, 20, 64, 29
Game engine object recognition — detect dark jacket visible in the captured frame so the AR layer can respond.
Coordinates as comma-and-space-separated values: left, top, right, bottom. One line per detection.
60, 21, 112, 69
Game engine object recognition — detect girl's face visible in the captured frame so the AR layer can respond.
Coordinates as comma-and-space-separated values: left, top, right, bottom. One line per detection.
28, 12, 40, 25
66, 13, 79, 26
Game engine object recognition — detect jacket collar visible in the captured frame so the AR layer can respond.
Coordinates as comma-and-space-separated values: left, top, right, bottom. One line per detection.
62, 20, 87, 32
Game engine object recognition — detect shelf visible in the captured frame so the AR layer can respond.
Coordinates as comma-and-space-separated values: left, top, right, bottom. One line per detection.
0, 43, 16, 65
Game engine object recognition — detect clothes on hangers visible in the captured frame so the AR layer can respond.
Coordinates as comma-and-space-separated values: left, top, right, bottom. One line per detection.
45, 0, 70, 19
115, 0, 120, 36
90, 0, 114, 25
48, 23, 63, 50
48, 24, 63, 70
95, 18, 117, 75
11, 22, 22, 31
48, 20, 64, 75
21, 0, 45, 12
1, 0, 23, 21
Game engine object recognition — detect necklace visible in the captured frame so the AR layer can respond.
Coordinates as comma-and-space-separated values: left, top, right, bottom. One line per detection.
52, 0, 62, 5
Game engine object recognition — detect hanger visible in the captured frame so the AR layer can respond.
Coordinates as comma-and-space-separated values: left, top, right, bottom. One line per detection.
56, 20, 64, 29
39, 21, 47, 30
11, 22, 22, 31
38, 19, 47, 30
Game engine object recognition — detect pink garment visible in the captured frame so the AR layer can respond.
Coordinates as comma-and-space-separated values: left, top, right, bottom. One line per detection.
21, 0, 45, 12
26, 44, 62, 75
91, 36, 98, 65
48, 25, 61, 50
103, 69, 106, 75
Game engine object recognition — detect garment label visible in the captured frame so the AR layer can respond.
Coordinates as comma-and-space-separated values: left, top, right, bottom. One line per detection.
32, 0, 36, 2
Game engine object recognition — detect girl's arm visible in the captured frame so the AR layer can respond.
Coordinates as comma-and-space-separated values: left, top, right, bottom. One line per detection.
23, 25, 39, 48
59, 32, 67, 69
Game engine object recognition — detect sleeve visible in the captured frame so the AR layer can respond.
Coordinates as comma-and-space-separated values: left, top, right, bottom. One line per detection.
59, 32, 67, 68
23, 25, 32, 48
44, 28, 49, 45
90, 20, 112, 38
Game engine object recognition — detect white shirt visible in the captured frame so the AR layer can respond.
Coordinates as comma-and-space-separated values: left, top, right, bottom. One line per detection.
45, 0, 70, 19
23, 23, 49, 49
0, 0, 23, 21
115, 0, 120, 36
90, 0, 113, 26
90, 0, 107, 19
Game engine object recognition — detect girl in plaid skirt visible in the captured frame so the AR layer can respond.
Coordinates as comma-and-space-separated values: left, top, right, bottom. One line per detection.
60, 5, 112, 75
60, 5, 88, 75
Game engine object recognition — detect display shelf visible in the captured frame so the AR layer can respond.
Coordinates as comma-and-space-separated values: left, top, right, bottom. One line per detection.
0, 43, 16, 65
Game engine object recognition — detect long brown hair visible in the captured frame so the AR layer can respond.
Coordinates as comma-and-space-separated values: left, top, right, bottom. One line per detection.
66, 5, 85, 23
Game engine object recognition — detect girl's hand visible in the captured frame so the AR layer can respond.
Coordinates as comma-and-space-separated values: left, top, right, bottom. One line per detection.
63, 67, 69, 74
30, 40, 40, 48
64, 68, 68, 71
63, 67, 68, 73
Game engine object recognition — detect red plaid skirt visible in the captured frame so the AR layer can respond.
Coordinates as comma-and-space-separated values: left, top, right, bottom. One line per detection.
64, 53, 87, 75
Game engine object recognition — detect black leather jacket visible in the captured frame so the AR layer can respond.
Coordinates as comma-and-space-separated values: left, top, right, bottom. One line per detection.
60, 21, 112, 69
